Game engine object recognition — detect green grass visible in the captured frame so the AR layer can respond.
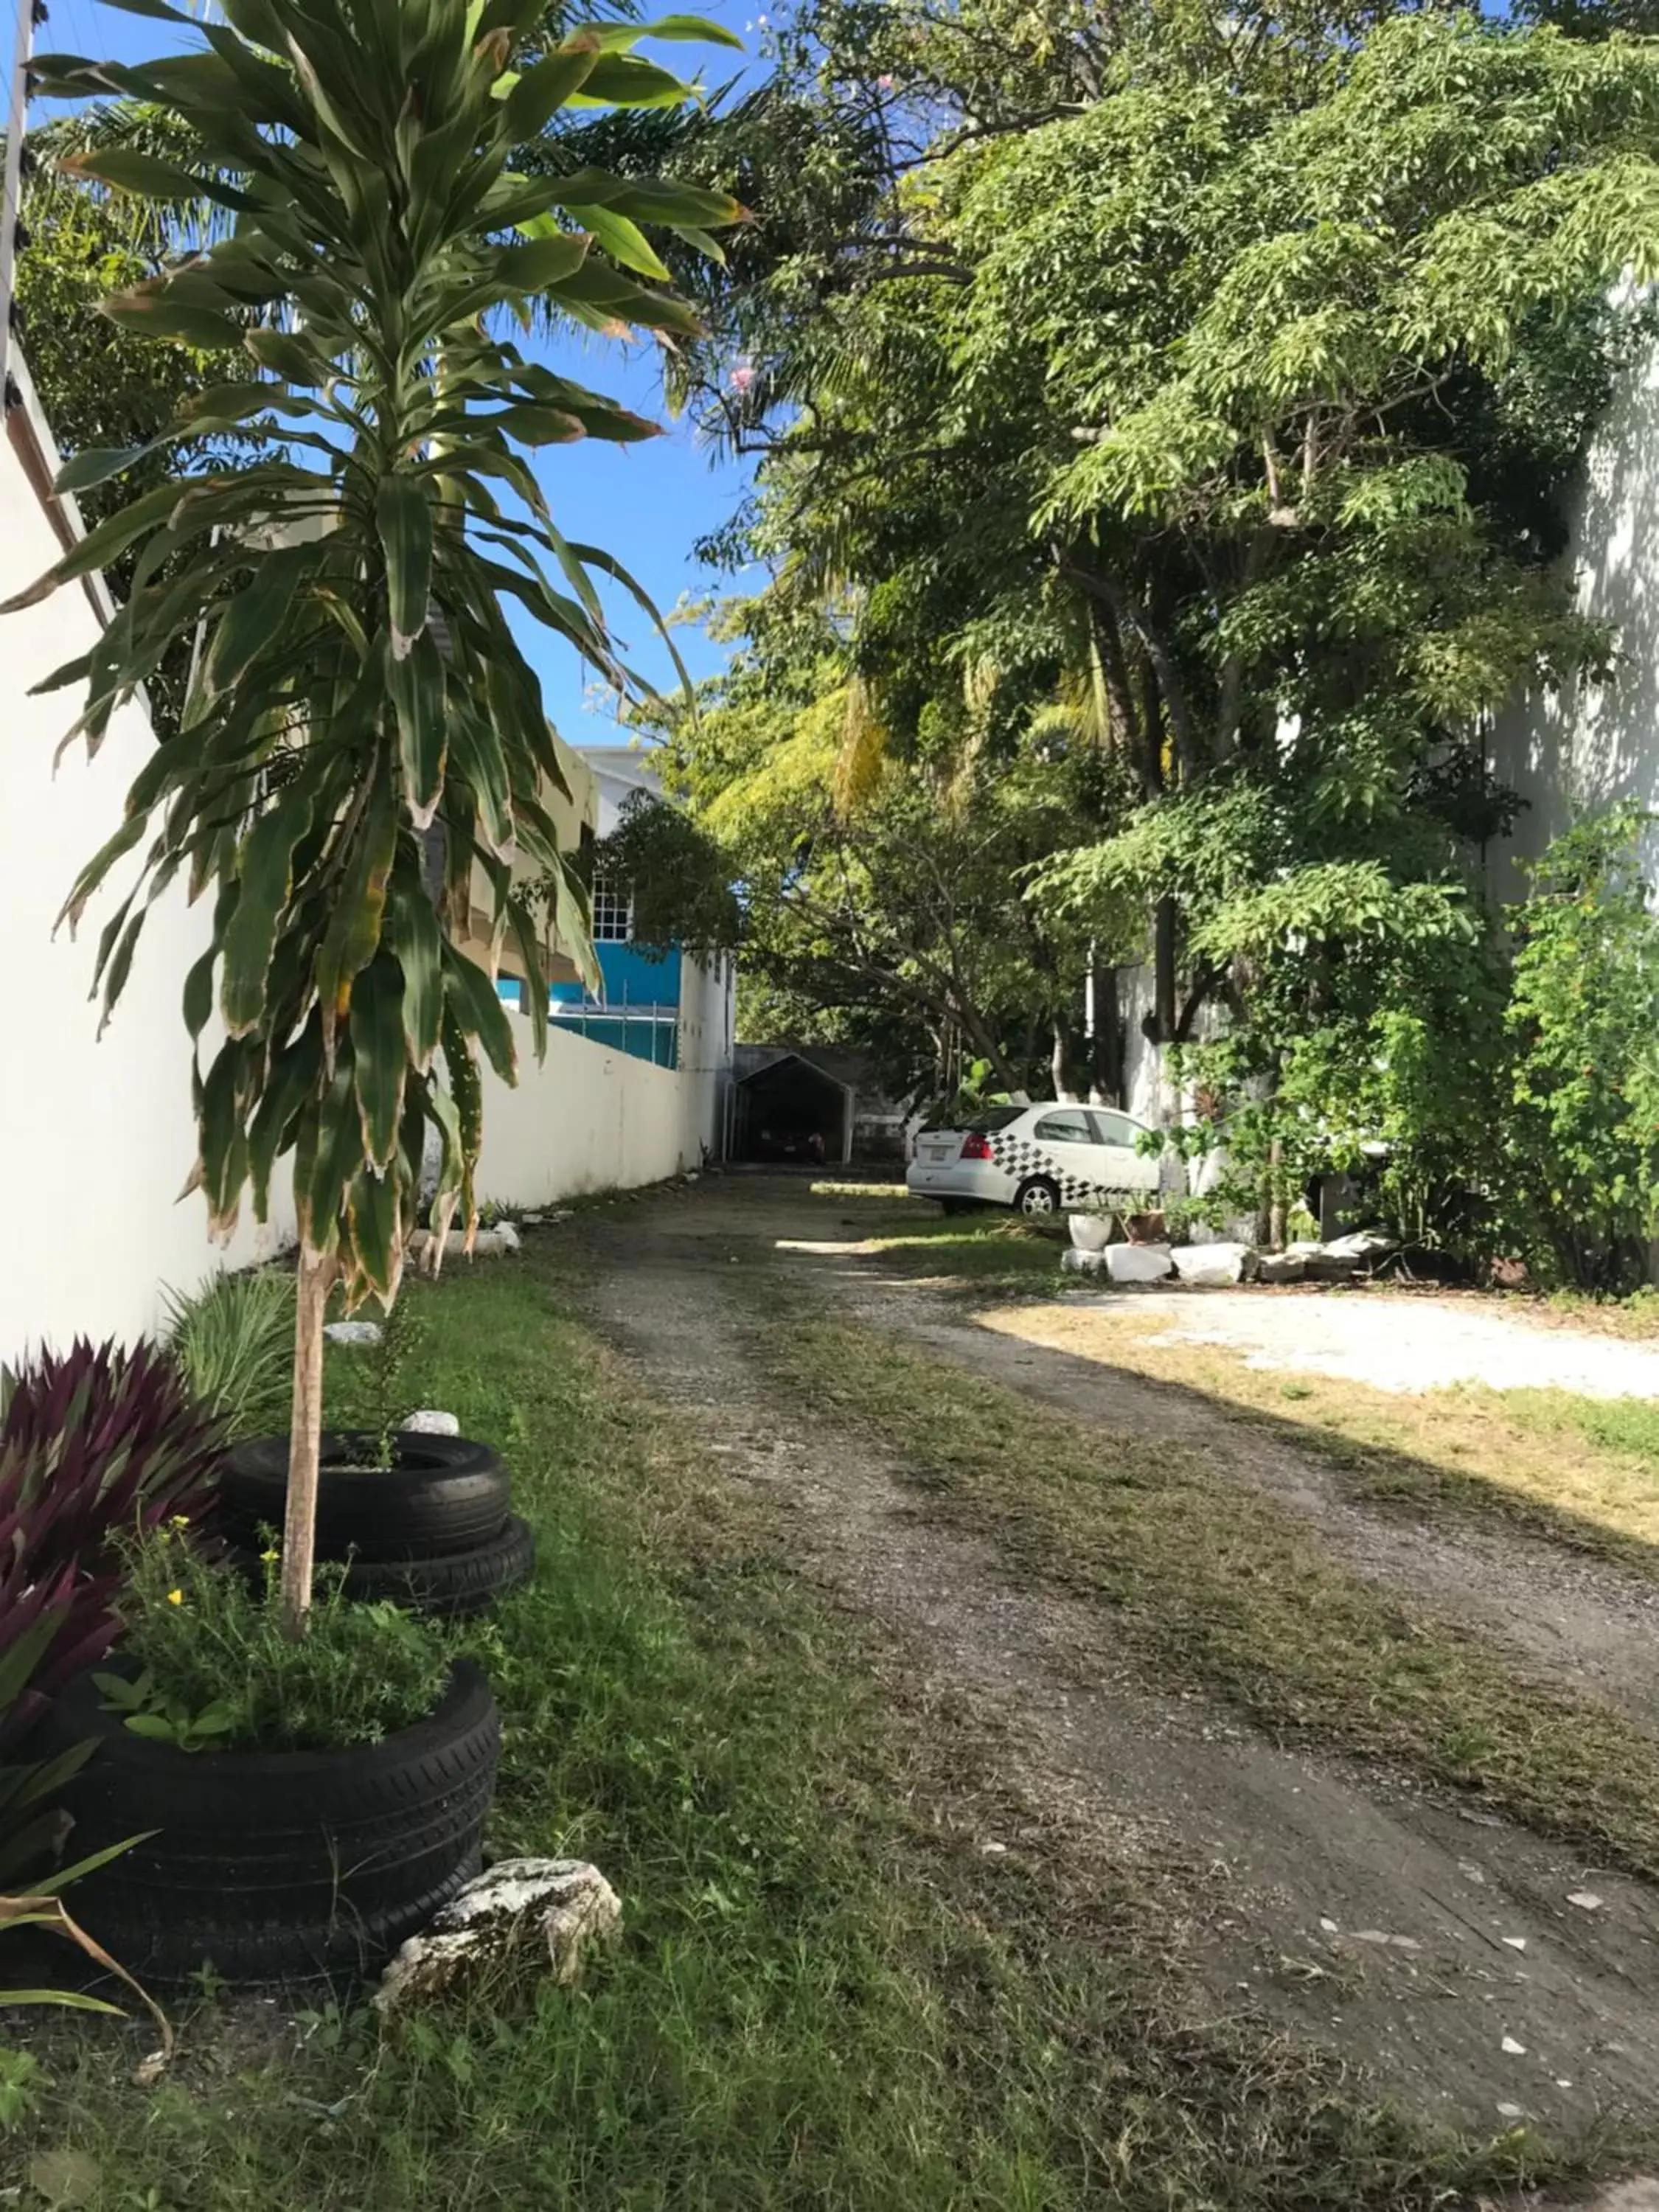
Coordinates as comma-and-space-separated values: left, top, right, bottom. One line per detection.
1558, 1393, 1659, 1462
10, 1254, 1619, 2208
975, 1303, 1659, 1565
736, 1293, 1659, 1885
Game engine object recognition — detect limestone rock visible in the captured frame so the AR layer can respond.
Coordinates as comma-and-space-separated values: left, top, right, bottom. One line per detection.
1104, 1242, 1173, 1285
1302, 1228, 1396, 1280
323, 1320, 382, 1346
375, 1859, 622, 2015
400, 1410, 460, 1437
1172, 1242, 1256, 1287
1321, 1228, 1397, 1267
1068, 1213, 1114, 1253
1060, 1246, 1105, 1276
1255, 1251, 1307, 1284
491, 1220, 521, 1251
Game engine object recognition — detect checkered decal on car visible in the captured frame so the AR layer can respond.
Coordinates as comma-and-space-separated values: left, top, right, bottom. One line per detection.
987, 1130, 1117, 1208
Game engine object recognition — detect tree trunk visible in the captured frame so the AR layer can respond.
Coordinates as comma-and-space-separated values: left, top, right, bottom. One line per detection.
1267, 1135, 1287, 1251
280, 1243, 336, 1639
1051, 1017, 1072, 1102
1091, 961, 1123, 1105
1153, 897, 1177, 1042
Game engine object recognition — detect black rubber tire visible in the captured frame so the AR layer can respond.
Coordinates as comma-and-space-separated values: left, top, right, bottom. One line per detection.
215, 1432, 509, 1562
225, 1517, 536, 1621
35, 1660, 499, 1986
1015, 1175, 1062, 1218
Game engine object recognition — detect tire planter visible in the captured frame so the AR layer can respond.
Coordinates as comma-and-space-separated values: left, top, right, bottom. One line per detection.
215, 1432, 509, 1561
226, 1515, 536, 1621
35, 1660, 499, 1986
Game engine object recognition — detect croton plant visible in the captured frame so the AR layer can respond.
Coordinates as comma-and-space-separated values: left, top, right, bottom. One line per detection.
7, 0, 741, 1629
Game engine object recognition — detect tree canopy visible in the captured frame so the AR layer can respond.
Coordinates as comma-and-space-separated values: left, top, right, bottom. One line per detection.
639, 4, 1659, 1209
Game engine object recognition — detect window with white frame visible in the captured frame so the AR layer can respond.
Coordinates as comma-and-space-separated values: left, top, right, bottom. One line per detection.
591, 878, 633, 943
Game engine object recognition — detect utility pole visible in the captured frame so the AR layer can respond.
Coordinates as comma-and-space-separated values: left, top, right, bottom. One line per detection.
0, 0, 44, 415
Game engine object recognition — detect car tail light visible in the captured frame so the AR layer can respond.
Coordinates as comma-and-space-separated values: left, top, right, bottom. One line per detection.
960, 1133, 994, 1161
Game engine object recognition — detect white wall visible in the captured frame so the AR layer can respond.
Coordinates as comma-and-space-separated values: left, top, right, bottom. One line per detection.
1490, 330, 1659, 900
0, 371, 725, 1366
475, 1015, 712, 1203
0, 375, 296, 1366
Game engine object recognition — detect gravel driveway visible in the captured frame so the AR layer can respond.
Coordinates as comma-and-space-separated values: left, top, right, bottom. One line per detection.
1093, 1289, 1659, 1397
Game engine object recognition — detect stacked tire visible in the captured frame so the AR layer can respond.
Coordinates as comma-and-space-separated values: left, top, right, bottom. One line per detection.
33, 1659, 500, 1983
215, 1432, 535, 1618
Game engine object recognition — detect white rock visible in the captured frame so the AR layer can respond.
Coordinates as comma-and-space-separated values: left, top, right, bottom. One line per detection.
324, 1320, 382, 1346
1318, 1916, 1339, 1934
1172, 1242, 1256, 1287
400, 1410, 460, 1436
1104, 1242, 1174, 1285
521, 1214, 546, 1226
1068, 1213, 1115, 1253
1568, 1890, 1604, 1912
1502, 1935, 1528, 1952
1496, 2101, 1526, 2120
1060, 1247, 1105, 1276
375, 1859, 621, 2015
1502, 2036, 1527, 2056
1322, 1229, 1397, 1265
1255, 1251, 1307, 1284
492, 1220, 521, 1251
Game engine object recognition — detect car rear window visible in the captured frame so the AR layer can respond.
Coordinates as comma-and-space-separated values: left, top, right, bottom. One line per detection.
965, 1108, 1023, 1133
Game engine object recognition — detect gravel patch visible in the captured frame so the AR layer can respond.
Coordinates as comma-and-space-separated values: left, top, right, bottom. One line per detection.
1091, 1290, 1659, 1397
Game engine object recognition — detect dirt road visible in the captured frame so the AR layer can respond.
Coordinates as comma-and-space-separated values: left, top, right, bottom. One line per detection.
575, 1178, 1659, 2153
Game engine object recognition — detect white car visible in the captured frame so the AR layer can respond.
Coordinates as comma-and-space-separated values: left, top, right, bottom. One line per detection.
907, 1104, 1164, 1217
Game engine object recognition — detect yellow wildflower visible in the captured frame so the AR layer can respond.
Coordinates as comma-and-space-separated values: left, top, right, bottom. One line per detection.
167, 1588, 184, 1606
170, 1514, 191, 1529
260, 1547, 280, 1565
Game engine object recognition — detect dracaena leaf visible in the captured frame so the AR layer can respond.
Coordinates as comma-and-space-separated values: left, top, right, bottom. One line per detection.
220, 787, 317, 1037
377, 474, 434, 660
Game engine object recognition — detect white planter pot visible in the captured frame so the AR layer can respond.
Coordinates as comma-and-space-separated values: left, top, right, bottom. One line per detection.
1068, 1213, 1114, 1253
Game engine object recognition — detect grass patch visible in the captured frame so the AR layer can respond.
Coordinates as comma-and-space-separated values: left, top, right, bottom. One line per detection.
968, 1304, 1659, 1565
11, 1253, 1603, 2209
736, 1292, 1659, 1884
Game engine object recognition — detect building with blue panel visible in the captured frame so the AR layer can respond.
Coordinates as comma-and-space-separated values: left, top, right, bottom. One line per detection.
549, 745, 736, 1088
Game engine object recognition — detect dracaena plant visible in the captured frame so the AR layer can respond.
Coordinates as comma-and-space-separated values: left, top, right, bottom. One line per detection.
7, 0, 742, 1632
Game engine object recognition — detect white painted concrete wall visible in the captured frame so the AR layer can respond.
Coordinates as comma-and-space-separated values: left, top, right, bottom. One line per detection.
0, 366, 296, 1366
474, 1014, 714, 1204
1490, 330, 1659, 900
0, 367, 725, 1366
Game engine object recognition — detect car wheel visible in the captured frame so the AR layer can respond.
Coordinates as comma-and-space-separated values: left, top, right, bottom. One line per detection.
1015, 1176, 1061, 1218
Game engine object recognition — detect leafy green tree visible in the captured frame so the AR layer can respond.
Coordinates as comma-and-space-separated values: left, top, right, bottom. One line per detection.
666, 8, 1659, 1251
9, 0, 737, 1632
635, 603, 1132, 1100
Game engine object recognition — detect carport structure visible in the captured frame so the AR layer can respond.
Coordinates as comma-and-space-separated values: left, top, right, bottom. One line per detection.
728, 1047, 854, 1166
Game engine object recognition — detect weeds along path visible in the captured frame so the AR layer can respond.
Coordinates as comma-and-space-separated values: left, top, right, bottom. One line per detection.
576, 1179, 1659, 2141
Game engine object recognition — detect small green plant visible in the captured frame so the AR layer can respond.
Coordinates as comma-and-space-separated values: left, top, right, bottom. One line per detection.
93, 1669, 239, 1755
161, 1270, 295, 1442
367, 1296, 427, 1469
0, 2046, 40, 2132
108, 1530, 448, 1756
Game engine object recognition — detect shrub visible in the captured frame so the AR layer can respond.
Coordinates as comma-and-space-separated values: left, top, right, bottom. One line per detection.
1495, 807, 1659, 1293
162, 1269, 294, 1441
0, 1339, 223, 1751
105, 1530, 450, 1756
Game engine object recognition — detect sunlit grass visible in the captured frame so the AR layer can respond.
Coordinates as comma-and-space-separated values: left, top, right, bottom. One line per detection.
970, 1304, 1659, 1562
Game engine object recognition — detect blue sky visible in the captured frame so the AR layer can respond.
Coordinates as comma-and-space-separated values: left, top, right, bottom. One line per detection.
42, 0, 762, 742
